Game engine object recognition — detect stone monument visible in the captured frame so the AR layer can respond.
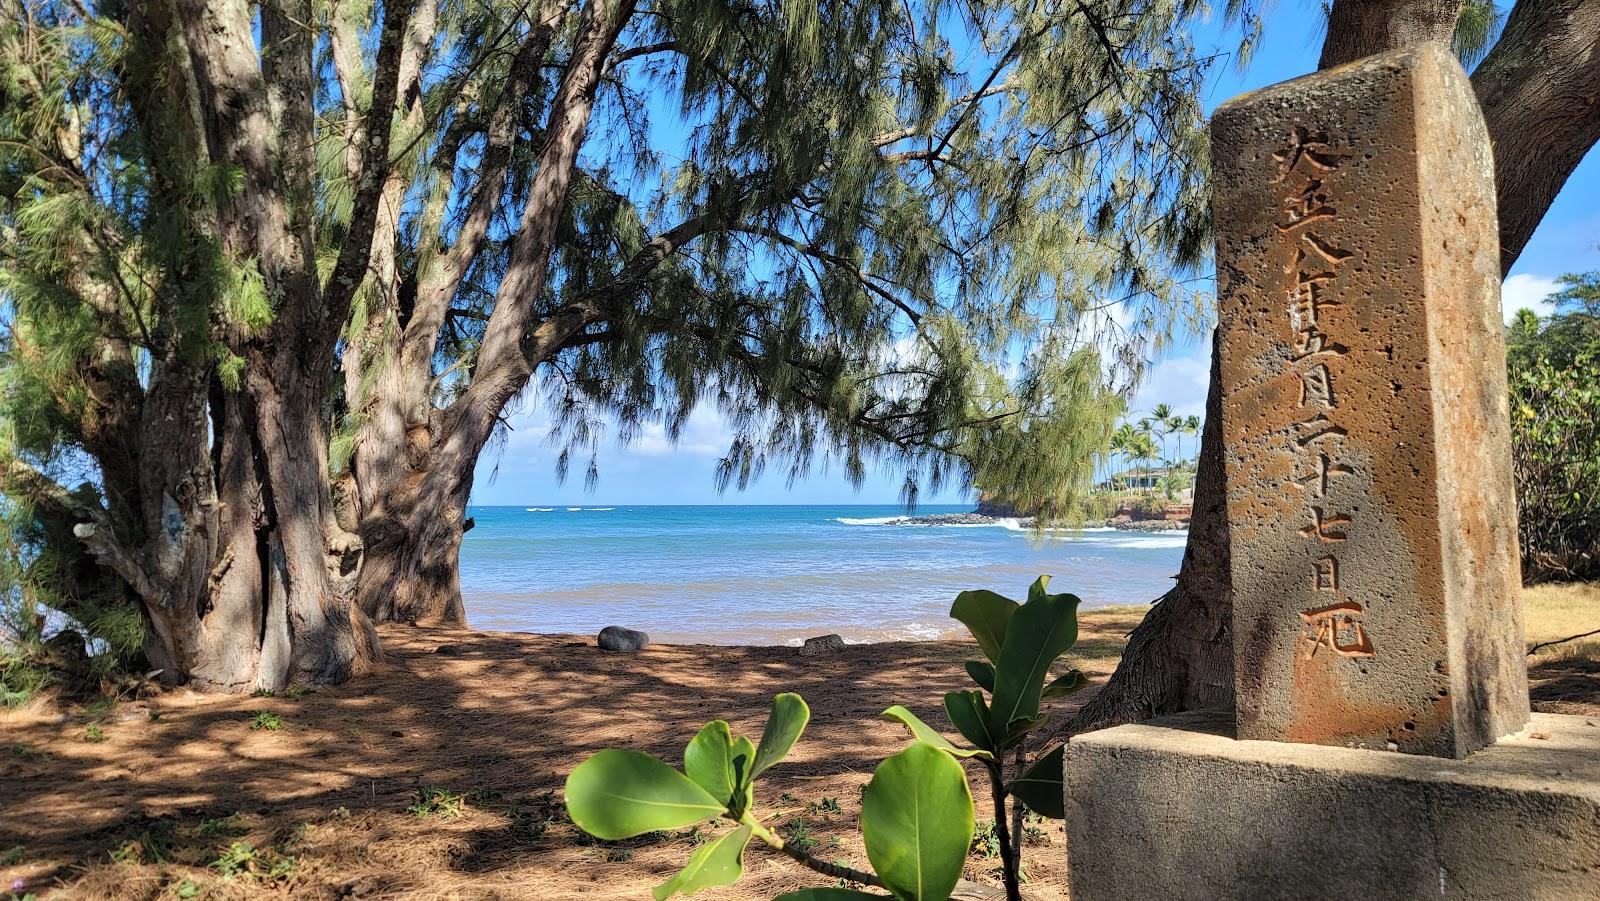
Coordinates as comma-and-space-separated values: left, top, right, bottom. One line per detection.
1212, 38, 1528, 758
1063, 44, 1600, 899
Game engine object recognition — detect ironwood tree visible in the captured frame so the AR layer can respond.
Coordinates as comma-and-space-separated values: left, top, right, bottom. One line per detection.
1067, 0, 1600, 734
0, 0, 1234, 689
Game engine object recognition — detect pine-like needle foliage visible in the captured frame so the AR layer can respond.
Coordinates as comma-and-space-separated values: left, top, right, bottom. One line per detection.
386, 0, 1232, 519
2, 0, 1240, 666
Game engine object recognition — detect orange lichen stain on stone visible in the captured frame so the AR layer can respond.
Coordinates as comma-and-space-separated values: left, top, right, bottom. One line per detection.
1285, 650, 1405, 745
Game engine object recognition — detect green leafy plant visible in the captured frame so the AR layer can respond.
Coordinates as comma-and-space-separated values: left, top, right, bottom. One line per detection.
407, 786, 465, 819
248, 711, 282, 731
566, 691, 972, 901
83, 723, 105, 743
564, 576, 1084, 901
1506, 286, 1600, 583
884, 575, 1083, 899
209, 840, 296, 882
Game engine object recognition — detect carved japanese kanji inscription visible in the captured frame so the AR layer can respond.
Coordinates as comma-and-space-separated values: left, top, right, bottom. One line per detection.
1212, 44, 1530, 758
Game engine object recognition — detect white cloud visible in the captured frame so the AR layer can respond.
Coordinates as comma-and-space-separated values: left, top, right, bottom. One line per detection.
1130, 347, 1210, 422
1502, 273, 1562, 323
628, 403, 734, 457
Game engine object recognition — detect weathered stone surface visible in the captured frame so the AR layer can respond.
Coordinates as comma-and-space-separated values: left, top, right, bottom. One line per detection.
798, 634, 846, 656
1064, 710, 1600, 901
1212, 43, 1528, 757
597, 625, 649, 652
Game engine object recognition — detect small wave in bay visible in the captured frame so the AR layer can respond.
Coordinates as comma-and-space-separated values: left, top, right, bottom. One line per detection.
462, 504, 1184, 644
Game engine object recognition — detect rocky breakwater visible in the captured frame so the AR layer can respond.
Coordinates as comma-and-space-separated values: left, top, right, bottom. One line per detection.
885, 505, 1191, 530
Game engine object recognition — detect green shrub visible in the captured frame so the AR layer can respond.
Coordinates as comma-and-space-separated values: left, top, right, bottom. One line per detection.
1507, 284, 1600, 583
209, 840, 296, 882
1130, 494, 1166, 515
564, 575, 1085, 901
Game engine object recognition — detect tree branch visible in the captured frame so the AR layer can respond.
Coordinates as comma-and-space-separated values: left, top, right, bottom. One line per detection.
1472, 0, 1600, 272
322, 0, 419, 328
1, 459, 156, 602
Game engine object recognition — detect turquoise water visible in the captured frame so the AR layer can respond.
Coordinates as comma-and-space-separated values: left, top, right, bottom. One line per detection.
460, 505, 1185, 644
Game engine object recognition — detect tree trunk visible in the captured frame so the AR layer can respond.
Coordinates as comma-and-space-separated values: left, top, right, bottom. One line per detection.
1318, 0, 1463, 70
349, 0, 635, 627
1067, 1, 1600, 734
1060, 340, 1233, 734
354, 461, 473, 627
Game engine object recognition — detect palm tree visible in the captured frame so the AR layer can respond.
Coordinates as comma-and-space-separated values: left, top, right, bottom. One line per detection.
1131, 432, 1160, 494
1182, 415, 1201, 466
1135, 419, 1158, 491
1149, 404, 1175, 465
1165, 412, 1185, 466
1109, 424, 1138, 492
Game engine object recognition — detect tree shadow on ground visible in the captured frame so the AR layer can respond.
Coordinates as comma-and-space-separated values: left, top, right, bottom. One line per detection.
0, 616, 1126, 900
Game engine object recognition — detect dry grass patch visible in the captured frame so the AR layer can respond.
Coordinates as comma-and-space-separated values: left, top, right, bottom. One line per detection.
1524, 582, 1600, 659
1524, 581, 1600, 717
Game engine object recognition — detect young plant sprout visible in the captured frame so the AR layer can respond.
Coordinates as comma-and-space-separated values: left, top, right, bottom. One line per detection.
564, 576, 1085, 901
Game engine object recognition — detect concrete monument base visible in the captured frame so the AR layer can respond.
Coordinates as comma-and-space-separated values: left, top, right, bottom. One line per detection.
1064, 710, 1600, 900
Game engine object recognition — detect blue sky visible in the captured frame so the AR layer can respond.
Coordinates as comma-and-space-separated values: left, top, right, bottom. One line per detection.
470, 8, 1600, 507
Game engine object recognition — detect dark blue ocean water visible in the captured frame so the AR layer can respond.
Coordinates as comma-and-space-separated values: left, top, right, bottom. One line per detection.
459, 505, 1185, 644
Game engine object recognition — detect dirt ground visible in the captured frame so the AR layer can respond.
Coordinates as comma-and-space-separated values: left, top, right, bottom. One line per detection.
4, 590, 1597, 901
0, 607, 1150, 901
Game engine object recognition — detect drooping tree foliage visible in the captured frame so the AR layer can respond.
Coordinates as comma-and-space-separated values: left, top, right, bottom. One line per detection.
0, 0, 1238, 690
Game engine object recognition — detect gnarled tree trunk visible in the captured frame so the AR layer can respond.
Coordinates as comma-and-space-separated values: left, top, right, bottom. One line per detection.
20, 0, 408, 691
1066, 0, 1600, 734
348, 0, 636, 627
1060, 339, 1234, 733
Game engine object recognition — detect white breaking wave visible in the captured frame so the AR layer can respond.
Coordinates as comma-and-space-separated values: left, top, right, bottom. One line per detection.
527, 507, 556, 512
835, 515, 907, 526
567, 507, 583, 511
588, 507, 615, 511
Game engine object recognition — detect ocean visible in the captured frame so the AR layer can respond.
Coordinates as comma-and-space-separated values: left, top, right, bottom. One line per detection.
459, 505, 1184, 644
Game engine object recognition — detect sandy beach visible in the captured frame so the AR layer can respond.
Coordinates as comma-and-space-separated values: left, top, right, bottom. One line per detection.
4, 591, 1597, 900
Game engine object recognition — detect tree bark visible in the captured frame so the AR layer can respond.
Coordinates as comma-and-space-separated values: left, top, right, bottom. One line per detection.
352, 0, 636, 626
1058, 339, 1233, 735
35, 0, 403, 690
1066, 0, 1600, 734
1472, 0, 1600, 271
1318, 0, 1462, 70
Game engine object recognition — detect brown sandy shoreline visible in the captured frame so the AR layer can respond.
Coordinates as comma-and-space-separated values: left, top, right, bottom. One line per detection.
3, 590, 1597, 900
0, 607, 1151, 900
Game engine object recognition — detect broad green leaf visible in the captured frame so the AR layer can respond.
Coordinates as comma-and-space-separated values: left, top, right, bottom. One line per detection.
652, 824, 753, 899
565, 749, 725, 840
773, 891, 890, 900
729, 735, 757, 816
860, 743, 974, 901
881, 704, 993, 760
1002, 715, 1047, 750
988, 588, 1082, 735
1007, 744, 1065, 819
684, 721, 737, 806
963, 660, 995, 692
1041, 669, 1089, 699
1027, 575, 1054, 603
944, 690, 999, 754
948, 589, 1018, 663
752, 693, 809, 780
